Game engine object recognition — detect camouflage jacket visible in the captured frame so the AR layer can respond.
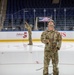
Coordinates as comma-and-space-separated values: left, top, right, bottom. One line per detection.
41, 30, 62, 51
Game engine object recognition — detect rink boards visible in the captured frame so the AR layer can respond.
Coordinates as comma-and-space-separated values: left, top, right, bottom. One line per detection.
0, 31, 74, 42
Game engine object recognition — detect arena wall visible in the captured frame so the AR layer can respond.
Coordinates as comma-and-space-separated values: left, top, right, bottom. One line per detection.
0, 31, 74, 42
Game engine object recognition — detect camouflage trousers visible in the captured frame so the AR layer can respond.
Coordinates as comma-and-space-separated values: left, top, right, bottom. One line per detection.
43, 50, 59, 75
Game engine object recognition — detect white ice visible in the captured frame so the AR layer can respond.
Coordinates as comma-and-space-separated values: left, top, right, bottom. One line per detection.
0, 42, 74, 75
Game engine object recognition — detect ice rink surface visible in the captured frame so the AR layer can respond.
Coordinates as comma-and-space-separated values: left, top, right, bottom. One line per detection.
0, 42, 74, 75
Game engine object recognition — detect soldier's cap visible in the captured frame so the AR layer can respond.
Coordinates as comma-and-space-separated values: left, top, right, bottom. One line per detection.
48, 19, 55, 26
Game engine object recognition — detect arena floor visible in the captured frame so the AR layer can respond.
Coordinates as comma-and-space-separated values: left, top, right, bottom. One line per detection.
0, 42, 74, 75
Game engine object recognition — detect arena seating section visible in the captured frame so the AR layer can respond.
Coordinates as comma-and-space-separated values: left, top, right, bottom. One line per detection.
2, 0, 74, 31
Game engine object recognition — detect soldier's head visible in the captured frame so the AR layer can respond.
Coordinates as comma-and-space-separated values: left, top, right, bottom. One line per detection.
47, 20, 55, 30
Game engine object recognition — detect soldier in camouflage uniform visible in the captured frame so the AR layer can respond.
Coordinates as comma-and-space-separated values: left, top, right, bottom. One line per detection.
41, 20, 62, 75
24, 21, 33, 45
